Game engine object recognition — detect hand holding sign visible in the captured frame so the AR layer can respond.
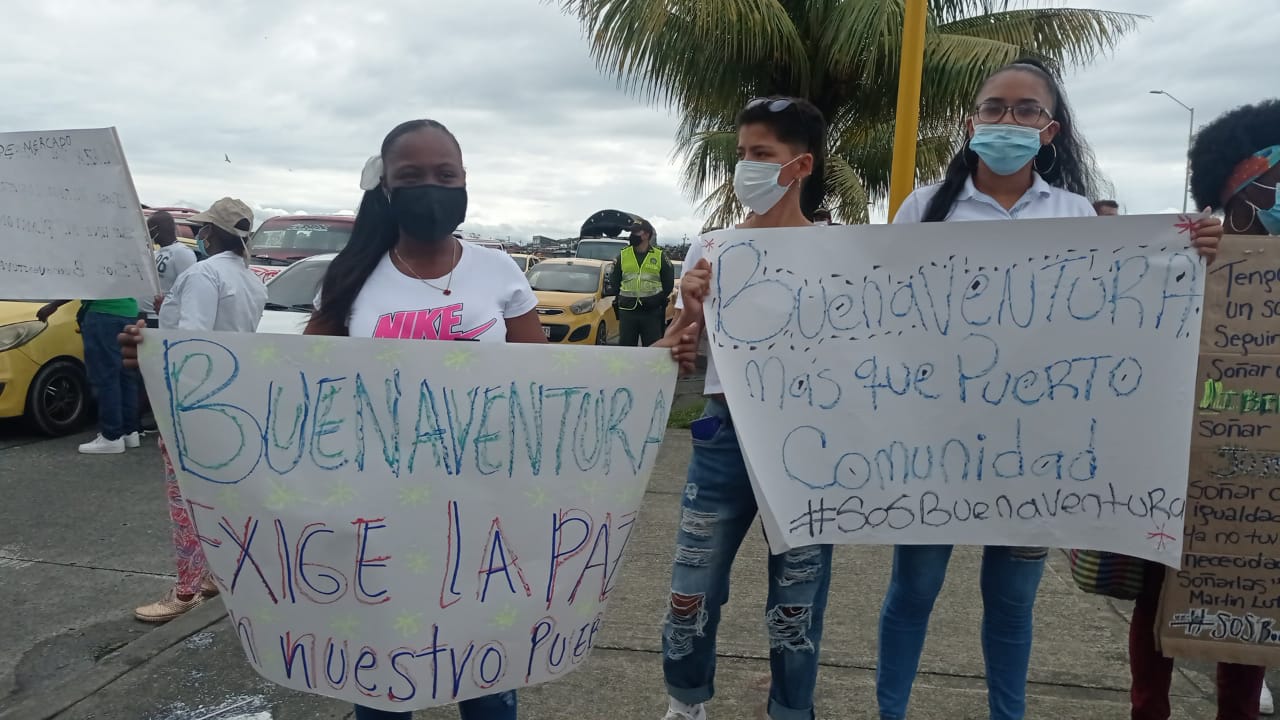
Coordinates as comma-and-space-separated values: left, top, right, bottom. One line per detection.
680, 258, 712, 316
138, 332, 678, 711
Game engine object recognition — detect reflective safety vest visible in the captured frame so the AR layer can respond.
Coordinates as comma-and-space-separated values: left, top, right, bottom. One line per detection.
619, 246, 663, 299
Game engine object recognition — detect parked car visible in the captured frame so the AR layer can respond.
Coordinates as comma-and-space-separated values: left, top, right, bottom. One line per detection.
143, 207, 203, 257
248, 215, 355, 282
465, 237, 505, 251
256, 253, 336, 335
509, 253, 541, 272
526, 258, 618, 344
0, 301, 89, 435
576, 209, 640, 261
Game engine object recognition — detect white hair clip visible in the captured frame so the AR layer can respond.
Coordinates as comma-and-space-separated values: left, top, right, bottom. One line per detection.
359, 154, 384, 192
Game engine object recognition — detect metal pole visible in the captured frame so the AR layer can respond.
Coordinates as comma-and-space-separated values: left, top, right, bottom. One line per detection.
1150, 90, 1194, 213
887, 0, 928, 220
1183, 107, 1194, 212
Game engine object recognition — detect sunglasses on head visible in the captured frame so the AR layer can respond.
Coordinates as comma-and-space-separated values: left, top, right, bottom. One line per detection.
745, 97, 794, 112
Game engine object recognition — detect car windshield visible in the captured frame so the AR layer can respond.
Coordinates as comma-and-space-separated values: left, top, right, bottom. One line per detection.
251, 220, 352, 254
526, 264, 600, 294
576, 240, 626, 261
266, 260, 330, 310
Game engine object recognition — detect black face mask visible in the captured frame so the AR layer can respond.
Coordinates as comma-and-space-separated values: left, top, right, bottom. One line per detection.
629, 234, 644, 246
388, 184, 468, 243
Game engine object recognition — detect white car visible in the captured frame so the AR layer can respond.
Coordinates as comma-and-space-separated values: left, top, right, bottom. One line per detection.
257, 253, 335, 335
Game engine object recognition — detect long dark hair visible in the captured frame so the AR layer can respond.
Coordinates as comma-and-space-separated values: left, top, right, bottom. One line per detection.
921, 58, 1103, 222
309, 119, 460, 335
735, 97, 828, 220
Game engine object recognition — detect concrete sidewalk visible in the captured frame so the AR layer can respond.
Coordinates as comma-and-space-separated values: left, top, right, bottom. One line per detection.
2, 431, 1219, 720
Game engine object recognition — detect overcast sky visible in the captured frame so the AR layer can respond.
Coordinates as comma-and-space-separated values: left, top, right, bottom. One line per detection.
1, 0, 1267, 243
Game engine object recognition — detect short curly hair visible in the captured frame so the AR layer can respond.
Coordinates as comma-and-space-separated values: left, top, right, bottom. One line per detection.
1189, 99, 1280, 210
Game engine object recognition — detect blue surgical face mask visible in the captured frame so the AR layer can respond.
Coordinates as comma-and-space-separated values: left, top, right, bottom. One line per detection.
196, 228, 209, 257
968, 123, 1046, 176
1248, 181, 1280, 235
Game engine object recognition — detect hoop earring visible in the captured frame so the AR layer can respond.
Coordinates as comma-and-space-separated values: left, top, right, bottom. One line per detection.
1228, 203, 1256, 234
1034, 144, 1058, 174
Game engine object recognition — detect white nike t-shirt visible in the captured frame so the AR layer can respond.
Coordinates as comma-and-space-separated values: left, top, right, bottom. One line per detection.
347, 242, 537, 340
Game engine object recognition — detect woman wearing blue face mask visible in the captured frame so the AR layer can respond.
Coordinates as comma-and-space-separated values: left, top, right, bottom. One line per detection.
878, 59, 1223, 720
1125, 98, 1280, 720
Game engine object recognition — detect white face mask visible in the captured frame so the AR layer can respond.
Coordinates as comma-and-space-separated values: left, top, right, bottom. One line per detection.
733, 156, 804, 216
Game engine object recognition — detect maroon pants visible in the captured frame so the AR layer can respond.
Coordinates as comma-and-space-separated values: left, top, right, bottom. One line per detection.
1130, 561, 1266, 720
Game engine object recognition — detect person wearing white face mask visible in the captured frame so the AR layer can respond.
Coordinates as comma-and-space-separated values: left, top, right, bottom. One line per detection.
656, 96, 833, 720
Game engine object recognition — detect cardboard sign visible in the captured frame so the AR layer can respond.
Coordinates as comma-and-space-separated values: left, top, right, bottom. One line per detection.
704, 215, 1205, 564
1159, 236, 1280, 665
0, 128, 157, 300
138, 331, 677, 710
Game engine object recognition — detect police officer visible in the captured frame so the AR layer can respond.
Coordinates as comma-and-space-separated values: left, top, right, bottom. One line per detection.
609, 217, 674, 347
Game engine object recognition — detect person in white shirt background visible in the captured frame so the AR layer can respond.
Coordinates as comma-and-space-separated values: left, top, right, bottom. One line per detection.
122, 197, 269, 623
143, 210, 197, 328
297, 118, 699, 720
876, 58, 1222, 720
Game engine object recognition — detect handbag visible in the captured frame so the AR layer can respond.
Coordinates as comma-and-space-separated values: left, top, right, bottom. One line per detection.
1068, 549, 1145, 600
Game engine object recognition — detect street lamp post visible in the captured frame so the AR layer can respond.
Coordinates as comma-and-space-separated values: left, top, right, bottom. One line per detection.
1149, 90, 1195, 213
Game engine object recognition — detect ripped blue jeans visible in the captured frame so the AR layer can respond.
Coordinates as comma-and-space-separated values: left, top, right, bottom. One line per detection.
662, 398, 833, 720
877, 544, 1047, 720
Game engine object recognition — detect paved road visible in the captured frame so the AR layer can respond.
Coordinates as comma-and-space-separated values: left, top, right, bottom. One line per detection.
0, 425, 1234, 719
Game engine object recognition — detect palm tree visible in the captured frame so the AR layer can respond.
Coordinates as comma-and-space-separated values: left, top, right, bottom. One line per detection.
556, 0, 1143, 226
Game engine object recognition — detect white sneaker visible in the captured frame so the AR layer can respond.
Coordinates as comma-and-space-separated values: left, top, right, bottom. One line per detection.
1262, 679, 1274, 716
78, 434, 125, 455
123, 432, 140, 449
663, 699, 706, 720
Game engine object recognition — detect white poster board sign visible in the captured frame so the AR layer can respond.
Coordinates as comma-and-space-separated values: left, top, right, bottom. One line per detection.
705, 215, 1205, 565
138, 331, 677, 710
0, 128, 158, 299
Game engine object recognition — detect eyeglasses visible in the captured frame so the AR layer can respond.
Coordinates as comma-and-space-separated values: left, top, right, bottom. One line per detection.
974, 101, 1050, 127
745, 97, 794, 112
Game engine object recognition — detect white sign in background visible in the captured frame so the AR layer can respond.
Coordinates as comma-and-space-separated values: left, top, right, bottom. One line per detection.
0, 128, 158, 300
139, 331, 677, 711
705, 215, 1205, 565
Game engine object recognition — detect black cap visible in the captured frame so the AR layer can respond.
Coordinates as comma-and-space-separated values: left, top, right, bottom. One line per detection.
628, 216, 655, 236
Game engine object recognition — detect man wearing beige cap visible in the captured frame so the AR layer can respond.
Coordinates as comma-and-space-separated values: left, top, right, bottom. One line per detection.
134, 196, 269, 623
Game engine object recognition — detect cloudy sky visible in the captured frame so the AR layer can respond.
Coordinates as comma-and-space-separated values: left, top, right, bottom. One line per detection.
1, 0, 1267, 243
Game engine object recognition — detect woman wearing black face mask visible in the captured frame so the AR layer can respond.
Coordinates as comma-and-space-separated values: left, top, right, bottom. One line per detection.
306, 119, 699, 720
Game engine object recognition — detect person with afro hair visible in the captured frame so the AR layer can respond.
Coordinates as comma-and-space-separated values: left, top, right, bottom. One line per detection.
1190, 98, 1280, 233
1127, 99, 1280, 720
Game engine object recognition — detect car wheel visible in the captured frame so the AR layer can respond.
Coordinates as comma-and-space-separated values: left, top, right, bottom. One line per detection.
596, 322, 608, 345
25, 359, 89, 436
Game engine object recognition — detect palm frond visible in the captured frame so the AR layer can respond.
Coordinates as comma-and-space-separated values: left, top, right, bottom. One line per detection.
554, 0, 811, 119
696, 180, 743, 231
824, 157, 871, 224
939, 8, 1146, 69
555, 1, 1144, 222
675, 128, 739, 206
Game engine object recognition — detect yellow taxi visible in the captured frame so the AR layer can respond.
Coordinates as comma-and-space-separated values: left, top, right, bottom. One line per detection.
526, 258, 618, 344
0, 300, 89, 435
509, 253, 541, 273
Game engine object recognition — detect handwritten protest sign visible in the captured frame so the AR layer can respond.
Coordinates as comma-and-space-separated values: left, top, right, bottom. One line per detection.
1159, 236, 1280, 665
138, 331, 677, 710
0, 128, 157, 300
704, 215, 1205, 564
